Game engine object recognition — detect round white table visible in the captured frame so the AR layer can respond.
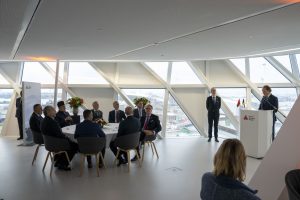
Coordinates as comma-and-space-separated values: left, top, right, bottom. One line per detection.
62, 123, 119, 148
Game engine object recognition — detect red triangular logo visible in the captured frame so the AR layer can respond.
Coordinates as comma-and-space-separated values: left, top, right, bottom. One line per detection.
244, 115, 248, 120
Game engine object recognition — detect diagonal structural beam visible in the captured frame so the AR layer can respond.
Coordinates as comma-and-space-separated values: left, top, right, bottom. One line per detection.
141, 62, 206, 136
0, 68, 21, 93
188, 61, 240, 131
89, 62, 135, 108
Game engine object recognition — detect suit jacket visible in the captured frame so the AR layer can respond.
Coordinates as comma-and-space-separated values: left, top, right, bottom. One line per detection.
133, 108, 146, 119
15, 97, 22, 118
91, 110, 103, 121
259, 94, 278, 121
117, 116, 141, 138
41, 116, 67, 139
108, 110, 126, 123
29, 113, 44, 133
140, 114, 162, 134
55, 111, 72, 128
206, 96, 221, 115
74, 120, 105, 139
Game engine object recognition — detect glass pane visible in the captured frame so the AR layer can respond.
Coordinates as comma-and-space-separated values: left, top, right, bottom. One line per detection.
0, 89, 13, 133
296, 54, 300, 72
171, 62, 201, 84
273, 55, 292, 72
166, 94, 200, 137
117, 95, 129, 111
68, 62, 108, 84
0, 73, 9, 85
45, 62, 65, 79
145, 62, 169, 82
250, 92, 260, 110
218, 109, 238, 139
249, 57, 290, 83
271, 88, 297, 116
22, 62, 55, 84
217, 88, 247, 117
230, 58, 246, 75
41, 89, 62, 108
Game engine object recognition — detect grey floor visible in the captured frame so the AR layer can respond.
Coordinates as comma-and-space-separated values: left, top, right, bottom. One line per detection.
0, 136, 261, 200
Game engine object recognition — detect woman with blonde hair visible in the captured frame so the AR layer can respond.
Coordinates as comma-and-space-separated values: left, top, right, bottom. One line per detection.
200, 139, 260, 200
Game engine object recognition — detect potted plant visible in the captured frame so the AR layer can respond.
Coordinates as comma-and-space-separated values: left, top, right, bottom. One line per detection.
133, 97, 150, 107
67, 97, 84, 115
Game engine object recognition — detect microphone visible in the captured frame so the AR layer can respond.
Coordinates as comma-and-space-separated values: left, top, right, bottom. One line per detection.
262, 97, 286, 118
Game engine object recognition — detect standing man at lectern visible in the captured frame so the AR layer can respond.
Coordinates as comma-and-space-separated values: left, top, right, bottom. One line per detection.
206, 87, 221, 142
259, 85, 278, 141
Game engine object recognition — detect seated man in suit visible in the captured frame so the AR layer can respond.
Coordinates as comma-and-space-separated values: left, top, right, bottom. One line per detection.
29, 104, 43, 134
74, 109, 106, 168
110, 106, 141, 166
41, 106, 78, 171
133, 100, 146, 119
132, 104, 161, 161
91, 101, 103, 122
55, 101, 73, 128
108, 101, 126, 123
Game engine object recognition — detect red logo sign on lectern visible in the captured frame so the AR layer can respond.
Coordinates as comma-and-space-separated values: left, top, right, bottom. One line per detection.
244, 115, 248, 120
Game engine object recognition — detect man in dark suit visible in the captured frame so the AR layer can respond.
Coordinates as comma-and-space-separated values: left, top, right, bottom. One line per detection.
108, 101, 126, 123
110, 106, 141, 166
41, 106, 78, 171
29, 104, 43, 134
132, 104, 161, 161
74, 109, 106, 168
133, 100, 146, 119
259, 85, 279, 141
15, 91, 23, 140
55, 101, 73, 128
91, 101, 103, 122
206, 87, 221, 142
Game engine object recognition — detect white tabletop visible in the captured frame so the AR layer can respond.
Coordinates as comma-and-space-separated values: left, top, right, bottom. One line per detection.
62, 123, 119, 135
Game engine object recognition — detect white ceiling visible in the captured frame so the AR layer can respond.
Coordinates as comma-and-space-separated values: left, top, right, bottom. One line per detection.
0, 0, 300, 61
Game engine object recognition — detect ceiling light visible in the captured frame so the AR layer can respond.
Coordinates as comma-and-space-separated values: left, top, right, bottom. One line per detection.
24, 56, 56, 61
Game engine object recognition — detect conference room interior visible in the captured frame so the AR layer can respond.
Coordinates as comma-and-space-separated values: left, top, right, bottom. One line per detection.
1, 1, 300, 200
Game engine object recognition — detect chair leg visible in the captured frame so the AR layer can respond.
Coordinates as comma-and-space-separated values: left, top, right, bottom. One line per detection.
42, 152, 50, 172
127, 151, 131, 172
150, 142, 154, 155
135, 149, 142, 167
64, 151, 71, 169
32, 145, 40, 165
142, 144, 146, 163
79, 154, 85, 177
114, 149, 120, 166
50, 153, 54, 176
152, 142, 159, 159
99, 153, 106, 169
96, 154, 100, 177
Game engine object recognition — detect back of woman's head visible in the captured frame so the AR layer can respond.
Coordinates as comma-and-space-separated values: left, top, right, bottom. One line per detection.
213, 139, 246, 181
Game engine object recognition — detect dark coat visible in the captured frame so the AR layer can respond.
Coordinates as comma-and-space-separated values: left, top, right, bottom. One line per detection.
55, 111, 72, 128
133, 108, 146, 119
29, 113, 44, 133
206, 96, 221, 115
91, 110, 103, 121
74, 120, 105, 138
41, 116, 67, 139
200, 172, 261, 200
15, 97, 22, 118
140, 114, 162, 134
259, 94, 278, 121
108, 110, 126, 123
117, 116, 141, 138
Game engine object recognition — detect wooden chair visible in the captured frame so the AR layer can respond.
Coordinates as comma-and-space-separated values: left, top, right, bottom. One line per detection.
142, 134, 159, 162
31, 130, 44, 165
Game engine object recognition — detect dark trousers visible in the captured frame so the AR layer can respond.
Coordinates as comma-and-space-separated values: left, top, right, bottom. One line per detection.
87, 148, 105, 163
285, 169, 300, 200
110, 140, 128, 161
272, 120, 276, 141
17, 117, 23, 139
208, 112, 219, 139
54, 140, 78, 166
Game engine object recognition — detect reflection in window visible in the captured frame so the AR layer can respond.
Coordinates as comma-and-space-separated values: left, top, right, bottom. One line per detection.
0, 73, 9, 85
45, 62, 65, 79
22, 62, 55, 84
250, 92, 260, 110
273, 55, 292, 72
145, 62, 169, 82
166, 94, 200, 137
270, 88, 297, 116
171, 62, 201, 84
68, 62, 108, 84
230, 58, 246, 75
249, 57, 290, 83
218, 109, 238, 139
0, 89, 13, 132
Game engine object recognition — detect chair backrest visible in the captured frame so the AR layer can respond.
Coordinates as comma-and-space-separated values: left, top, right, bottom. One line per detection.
285, 169, 300, 200
32, 130, 44, 145
115, 132, 141, 150
43, 135, 70, 152
77, 137, 106, 154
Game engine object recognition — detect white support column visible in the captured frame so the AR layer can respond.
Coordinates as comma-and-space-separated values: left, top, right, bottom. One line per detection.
141, 62, 206, 136
289, 55, 300, 95
246, 87, 252, 109
62, 62, 69, 101
53, 60, 60, 107
245, 58, 250, 78
188, 61, 240, 131
89, 62, 135, 108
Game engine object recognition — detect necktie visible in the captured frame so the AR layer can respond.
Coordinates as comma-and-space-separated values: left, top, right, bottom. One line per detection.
213, 97, 216, 104
143, 116, 150, 130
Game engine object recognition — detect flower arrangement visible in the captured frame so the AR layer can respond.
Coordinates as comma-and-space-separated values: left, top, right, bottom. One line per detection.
97, 119, 108, 127
133, 97, 150, 107
67, 97, 84, 108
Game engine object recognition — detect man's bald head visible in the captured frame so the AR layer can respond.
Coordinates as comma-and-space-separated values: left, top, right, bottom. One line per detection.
125, 106, 133, 116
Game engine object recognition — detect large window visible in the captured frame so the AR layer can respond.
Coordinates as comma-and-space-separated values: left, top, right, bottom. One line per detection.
249, 57, 290, 83
22, 62, 55, 84
68, 62, 108, 84
45, 62, 65, 79
170, 62, 201, 84
230, 58, 246, 75
145, 62, 169, 82
271, 88, 297, 116
273, 55, 292, 72
41, 89, 62, 107
0, 89, 13, 132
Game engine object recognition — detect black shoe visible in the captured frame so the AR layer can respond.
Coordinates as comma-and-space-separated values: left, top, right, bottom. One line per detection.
130, 155, 139, 162
208, 138, 211, 142
58, 165, 71, 171
215, 139, 219, 142
88, 162, 92, 168
17, 137, 23, 140
117, 158, 127, 167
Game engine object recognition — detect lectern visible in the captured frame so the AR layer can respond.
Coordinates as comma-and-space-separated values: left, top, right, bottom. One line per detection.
240, 110, 273, 158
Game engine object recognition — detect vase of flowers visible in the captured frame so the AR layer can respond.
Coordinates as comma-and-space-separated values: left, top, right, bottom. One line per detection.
133, 97, 150, 107
97, 119, 108, 127
67, 97, 84, 115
